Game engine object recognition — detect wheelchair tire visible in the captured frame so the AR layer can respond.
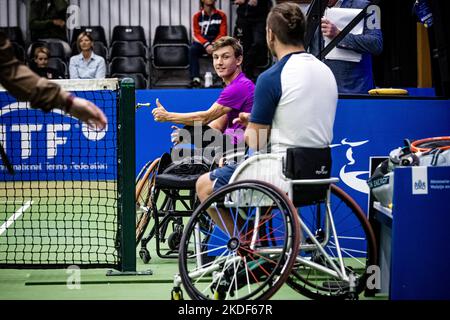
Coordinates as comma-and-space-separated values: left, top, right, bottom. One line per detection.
286, 184, 377, 300
139, 247, 151, 264
168, 231, 182, 251
178, 180, 301, 300
135, 158, 160, 245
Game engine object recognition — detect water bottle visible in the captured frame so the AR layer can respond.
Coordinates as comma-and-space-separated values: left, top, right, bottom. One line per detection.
204, 72, 213, 88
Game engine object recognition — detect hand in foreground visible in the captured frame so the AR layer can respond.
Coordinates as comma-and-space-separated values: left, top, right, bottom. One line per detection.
152, 98, 169, 122
232, 112, 251, 127
69, 97, 107, 130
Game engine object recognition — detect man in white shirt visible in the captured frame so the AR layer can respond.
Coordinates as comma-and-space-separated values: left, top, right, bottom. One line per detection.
196, 2, 338, 234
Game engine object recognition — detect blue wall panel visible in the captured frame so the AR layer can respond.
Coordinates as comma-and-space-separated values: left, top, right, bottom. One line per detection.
136, 89, 450, 212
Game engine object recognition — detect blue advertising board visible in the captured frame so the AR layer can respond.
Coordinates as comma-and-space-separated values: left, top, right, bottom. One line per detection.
0, 90, 117, 181
390, 166, 450, 299
136, 89, 450, 212
2, 87, 449, 212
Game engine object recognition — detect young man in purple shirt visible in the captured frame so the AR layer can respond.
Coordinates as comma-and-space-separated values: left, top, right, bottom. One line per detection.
152, 36, 254, 147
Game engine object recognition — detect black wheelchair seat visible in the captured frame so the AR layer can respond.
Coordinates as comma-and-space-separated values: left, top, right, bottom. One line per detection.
155, 172, 204, 189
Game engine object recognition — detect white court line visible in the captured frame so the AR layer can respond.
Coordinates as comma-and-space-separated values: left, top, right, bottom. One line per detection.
0, 200, 33, 236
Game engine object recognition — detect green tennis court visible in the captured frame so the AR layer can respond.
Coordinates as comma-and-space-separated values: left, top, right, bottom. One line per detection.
0, 181, 118, 266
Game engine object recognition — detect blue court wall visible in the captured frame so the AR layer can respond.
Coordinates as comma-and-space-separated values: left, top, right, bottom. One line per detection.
136, 89, 450, 212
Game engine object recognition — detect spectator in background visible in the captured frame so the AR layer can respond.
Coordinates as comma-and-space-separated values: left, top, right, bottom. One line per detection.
233, 0, 272, 82
310, 0, 383, 94
29, 0, 71, 58
0, 32, 107, 127
190, 0, 227, 87
30, 46, 64, 79
196, 2, 338, 234
69, 32, 106, 79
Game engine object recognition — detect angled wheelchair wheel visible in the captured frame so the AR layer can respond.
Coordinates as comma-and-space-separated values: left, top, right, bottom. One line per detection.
286, 184, 377, 300
135, 158, 160, 245
178, 180, 300, 300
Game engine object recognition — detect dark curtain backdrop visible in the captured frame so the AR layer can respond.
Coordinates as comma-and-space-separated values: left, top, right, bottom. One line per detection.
372, 0, 418, 89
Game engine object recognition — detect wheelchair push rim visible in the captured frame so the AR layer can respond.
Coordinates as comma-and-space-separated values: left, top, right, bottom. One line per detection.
286, 184, 377, 300
178, 180, 301, 300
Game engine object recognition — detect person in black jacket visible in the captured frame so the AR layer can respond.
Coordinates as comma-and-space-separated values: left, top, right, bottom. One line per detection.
233, 0, 272, 82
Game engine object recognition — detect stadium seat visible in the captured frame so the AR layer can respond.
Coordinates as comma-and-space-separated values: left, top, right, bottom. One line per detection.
110, 56, 148, 77
110, 41, 147, 60
0, 26, 25, 47
11, 42, 26, 63
47, 57, 68, 78
46, 42, 67, 62
71, 26, 108, 46
152, 25, 189, 68
112, 73, 148, 89
27, 41, 67, 63
153, 25, 189, 44
112, 26, 147, 46
150, 25, 190, 88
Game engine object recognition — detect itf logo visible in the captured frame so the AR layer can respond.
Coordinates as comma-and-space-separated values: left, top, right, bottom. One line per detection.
0, 102, 107, 160
412, 166, 428, 195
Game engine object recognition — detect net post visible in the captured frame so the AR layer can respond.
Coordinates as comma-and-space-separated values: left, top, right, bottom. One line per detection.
117, 78, 136, 272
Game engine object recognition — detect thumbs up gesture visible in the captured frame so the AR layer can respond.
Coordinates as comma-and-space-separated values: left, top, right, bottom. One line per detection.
152, 98, 169, 122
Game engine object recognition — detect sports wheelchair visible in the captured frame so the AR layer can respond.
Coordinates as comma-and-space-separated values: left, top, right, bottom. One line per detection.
135, 148, 216, 263
135, 141, 244, 263
171, 148, 377, 300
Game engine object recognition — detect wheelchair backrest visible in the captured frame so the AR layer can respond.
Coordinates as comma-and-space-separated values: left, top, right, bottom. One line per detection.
229, 148, 332, 207
284, 147, 332, 206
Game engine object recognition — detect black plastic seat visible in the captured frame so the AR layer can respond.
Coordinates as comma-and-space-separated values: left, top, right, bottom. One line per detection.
12, 42, 26, 62
0, 27, 25, 47
46, 42, 66, 61
47, 57, 68, 78
153, 25, 189, 45
111, 73, 148, 89
110, 56, 148, 77
112, 26, 147, 46
153, 46, 189, 68
150, 25, 190, 88
71, 26, 107, 46
27, 41, 66, 63
110, 41, 147, 60
152, 25, 189, 69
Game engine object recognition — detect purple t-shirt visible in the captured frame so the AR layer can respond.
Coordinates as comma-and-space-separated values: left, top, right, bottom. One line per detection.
216, 72, 255, 144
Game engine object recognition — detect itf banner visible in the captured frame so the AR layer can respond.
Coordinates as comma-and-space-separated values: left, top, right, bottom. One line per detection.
0, 90, 116, 181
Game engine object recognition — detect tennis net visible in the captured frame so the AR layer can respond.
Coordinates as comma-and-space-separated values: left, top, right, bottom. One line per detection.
0, 78, 133, 269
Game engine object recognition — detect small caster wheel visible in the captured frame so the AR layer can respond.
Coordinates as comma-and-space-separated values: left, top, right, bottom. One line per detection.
214, 289, 226, 300
171, 287, 184, 300
139, 248, 151, 264
167, 231, 182, 251
346, 292, 359, 300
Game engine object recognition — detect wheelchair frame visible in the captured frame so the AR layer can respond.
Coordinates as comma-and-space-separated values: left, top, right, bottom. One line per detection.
172, 153, 377, 300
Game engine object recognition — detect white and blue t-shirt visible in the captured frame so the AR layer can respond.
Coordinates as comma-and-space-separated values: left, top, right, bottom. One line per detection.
250, 51, 338, 154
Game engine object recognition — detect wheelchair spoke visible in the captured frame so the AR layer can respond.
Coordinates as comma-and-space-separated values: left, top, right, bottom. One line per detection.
179, 180, 300, 300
